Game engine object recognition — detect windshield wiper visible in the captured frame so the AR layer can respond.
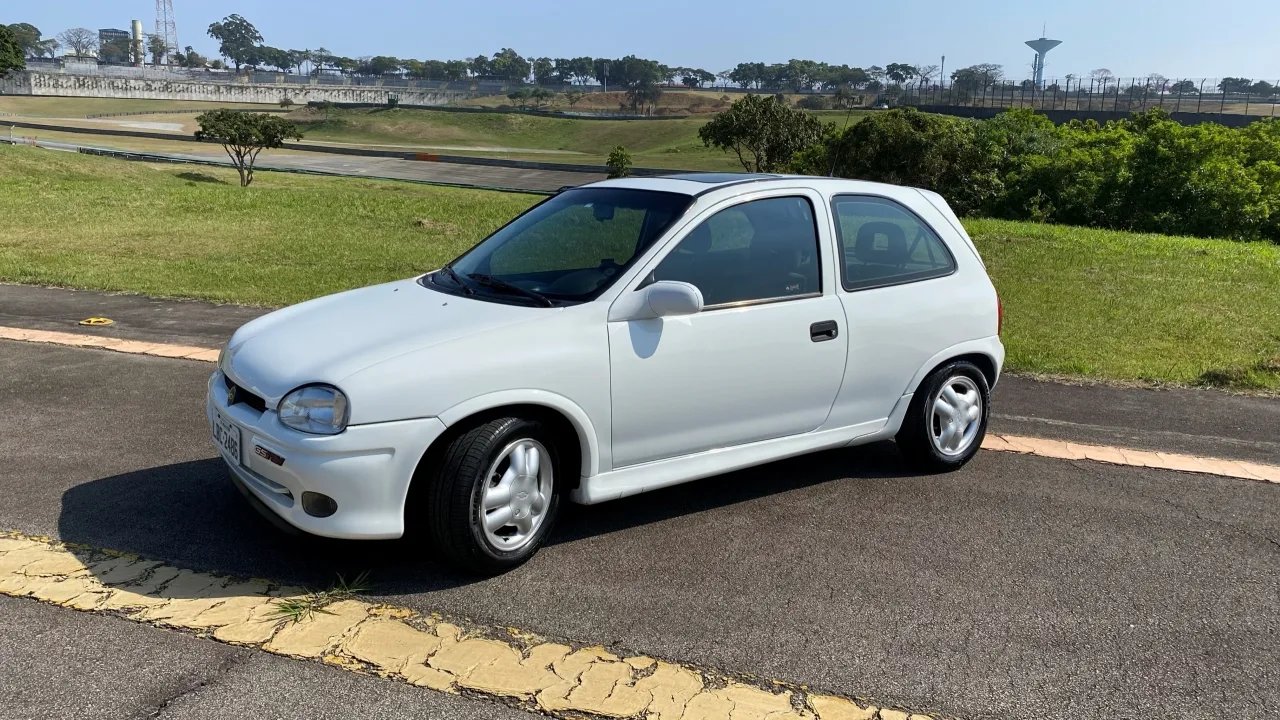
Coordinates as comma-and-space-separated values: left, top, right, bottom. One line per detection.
466, 273, 555, 308
438, 265, 475, 295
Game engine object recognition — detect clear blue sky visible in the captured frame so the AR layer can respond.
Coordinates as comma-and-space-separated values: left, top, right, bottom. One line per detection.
10, 0, 1280, 81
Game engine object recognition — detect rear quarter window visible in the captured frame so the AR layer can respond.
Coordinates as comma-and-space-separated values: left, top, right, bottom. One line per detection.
831, 195, 956, 291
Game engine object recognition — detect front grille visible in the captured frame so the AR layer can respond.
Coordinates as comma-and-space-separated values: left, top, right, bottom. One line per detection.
223, 374, 268, 413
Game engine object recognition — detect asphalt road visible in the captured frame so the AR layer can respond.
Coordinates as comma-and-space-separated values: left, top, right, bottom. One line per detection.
0, 595, 533, 720
5, 282, 1278, 462
12, 137, 601, 193
0, 336, 1276, 720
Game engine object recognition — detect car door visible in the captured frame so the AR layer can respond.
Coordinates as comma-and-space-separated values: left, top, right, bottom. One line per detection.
607, 191, 848, 468
824, 192, 976, 429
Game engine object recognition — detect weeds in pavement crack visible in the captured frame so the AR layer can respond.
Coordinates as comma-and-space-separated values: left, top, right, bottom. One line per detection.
269, 571, 371, 624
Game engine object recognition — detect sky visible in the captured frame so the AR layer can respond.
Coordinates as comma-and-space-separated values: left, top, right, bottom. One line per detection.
10, 0, 1280, 82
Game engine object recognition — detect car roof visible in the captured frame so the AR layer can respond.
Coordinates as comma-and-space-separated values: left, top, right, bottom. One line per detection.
587, 174, 927, 199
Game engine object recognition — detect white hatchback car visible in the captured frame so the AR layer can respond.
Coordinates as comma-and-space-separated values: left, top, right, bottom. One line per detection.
209, 174, 1004, 573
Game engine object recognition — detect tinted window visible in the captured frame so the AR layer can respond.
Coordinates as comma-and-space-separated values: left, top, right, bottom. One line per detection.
442, 188, 692, 303
650, 196, 820, 306
832, 196, 955, 291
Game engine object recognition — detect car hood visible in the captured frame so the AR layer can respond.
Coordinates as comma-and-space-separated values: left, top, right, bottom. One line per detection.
224, 277, 549, 404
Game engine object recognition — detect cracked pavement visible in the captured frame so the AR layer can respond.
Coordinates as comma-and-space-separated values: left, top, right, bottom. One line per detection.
0, 288, 1277, 719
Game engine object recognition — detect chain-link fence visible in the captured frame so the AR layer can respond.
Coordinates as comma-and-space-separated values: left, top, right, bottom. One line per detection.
896, 77, 1280, 118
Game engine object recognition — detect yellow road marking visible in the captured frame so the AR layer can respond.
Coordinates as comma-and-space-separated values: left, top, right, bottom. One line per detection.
0, 531, 928, 720
2, 324, 1277, 485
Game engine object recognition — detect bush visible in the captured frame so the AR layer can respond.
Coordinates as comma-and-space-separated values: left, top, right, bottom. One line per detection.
606, 146, 633, 178
795, 95, 830, 110
279, 97, 295, 109
794, 107, 1280, 241
793, 107, 1000, 215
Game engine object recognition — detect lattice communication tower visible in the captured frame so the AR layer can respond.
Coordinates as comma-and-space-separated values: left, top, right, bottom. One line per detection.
155, 0, 179, 63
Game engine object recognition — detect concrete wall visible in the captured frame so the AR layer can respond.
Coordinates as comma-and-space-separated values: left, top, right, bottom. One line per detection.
913, 104, 1269, 128
0, 71, 473, 107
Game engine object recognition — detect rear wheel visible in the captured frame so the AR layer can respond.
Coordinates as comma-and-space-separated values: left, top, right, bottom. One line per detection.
421, 416, 561, 574
896, 360, 990, 472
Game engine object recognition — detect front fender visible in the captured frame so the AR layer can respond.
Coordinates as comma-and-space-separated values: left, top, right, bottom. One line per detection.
436, 389, 602, 479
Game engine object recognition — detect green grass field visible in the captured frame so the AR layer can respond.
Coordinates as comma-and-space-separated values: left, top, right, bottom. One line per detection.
2, 144, 1277, 391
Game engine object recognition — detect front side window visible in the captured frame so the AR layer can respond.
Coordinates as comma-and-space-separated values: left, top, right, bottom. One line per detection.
832, 195, 955, 291
649, 196, 821, 307
437, 188, 693, 304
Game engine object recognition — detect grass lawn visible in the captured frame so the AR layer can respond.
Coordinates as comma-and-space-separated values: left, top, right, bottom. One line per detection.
2, 144, 1277, 391
0, 96, 274, 117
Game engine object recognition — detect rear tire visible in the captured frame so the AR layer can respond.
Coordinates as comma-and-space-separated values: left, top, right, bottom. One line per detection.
421, 416, 561, 575
896, 360, 990, 472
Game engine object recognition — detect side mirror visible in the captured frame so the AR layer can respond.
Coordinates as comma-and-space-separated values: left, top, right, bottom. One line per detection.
609, 281, 704, 322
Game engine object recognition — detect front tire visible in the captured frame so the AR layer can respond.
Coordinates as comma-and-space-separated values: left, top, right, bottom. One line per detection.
422, 416, 561, 574
896, 360, 991, 472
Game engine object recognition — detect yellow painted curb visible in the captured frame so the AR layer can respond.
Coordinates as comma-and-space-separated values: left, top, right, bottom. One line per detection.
0, 531, 938, 720
981, 434, 1280, 484
0, 325, 219, 362
3, 324, 1277, 485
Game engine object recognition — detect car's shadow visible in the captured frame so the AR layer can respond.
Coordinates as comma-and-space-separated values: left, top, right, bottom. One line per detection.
57, 441, 915, 597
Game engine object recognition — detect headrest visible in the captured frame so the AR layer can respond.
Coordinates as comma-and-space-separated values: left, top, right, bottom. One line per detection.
682, 222, 712, 253
854, 222, 908, 265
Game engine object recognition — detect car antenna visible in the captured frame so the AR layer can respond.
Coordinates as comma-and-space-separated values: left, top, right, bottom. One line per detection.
829, 104, 857, 178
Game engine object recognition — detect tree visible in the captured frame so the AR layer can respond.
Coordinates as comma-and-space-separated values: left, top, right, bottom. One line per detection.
681, 68, 714, 88
7, 23, 56, 58
1089, 68, 1114, 82
173, 46, 208, 68
1219, 77, 1252, 94
207, 14, 263, 71
57, 28, 97, 58
606, 146, 633, 178
1250, 80, 1276, 97
147, 35, 170, 66
362, 55, 401, 75
531, 57, 555, 85
885, 63, 919, 86
194, 111, 303, 187
1169, 80, 1198, 95
698, 93, 828, 172
490, 48, 531, 83
0, 25, 24, 74
951, 64, 1002, 95
564, 89, 585, 105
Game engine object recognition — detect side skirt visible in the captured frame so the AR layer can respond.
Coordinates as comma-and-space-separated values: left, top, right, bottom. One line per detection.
572, 393, 913, 505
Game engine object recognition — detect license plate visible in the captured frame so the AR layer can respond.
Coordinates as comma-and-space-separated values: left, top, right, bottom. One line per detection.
213, 411, 242, 466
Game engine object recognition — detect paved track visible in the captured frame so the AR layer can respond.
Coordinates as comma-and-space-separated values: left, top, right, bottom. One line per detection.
0, 330, 1276, 719
8, 137, 602, 193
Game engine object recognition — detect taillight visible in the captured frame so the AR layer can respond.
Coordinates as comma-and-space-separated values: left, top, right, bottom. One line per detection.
996, 292, 1004, 335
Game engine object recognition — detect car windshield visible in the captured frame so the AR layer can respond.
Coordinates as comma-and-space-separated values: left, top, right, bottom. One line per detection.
433, 188, 694, 304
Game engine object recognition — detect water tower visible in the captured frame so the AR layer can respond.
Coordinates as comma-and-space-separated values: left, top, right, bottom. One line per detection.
1025, 36, 1062, 88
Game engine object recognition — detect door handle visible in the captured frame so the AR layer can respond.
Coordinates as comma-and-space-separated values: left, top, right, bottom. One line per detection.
810, 320, 839, 342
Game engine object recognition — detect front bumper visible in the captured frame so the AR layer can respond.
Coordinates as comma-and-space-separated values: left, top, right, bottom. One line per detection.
206, 370, 446, 539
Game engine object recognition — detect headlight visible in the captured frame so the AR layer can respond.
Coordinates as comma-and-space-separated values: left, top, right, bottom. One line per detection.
278, 385, 349, 435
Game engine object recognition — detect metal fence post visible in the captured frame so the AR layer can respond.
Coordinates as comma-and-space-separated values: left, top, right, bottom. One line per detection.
1221, 79, 1227, 112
